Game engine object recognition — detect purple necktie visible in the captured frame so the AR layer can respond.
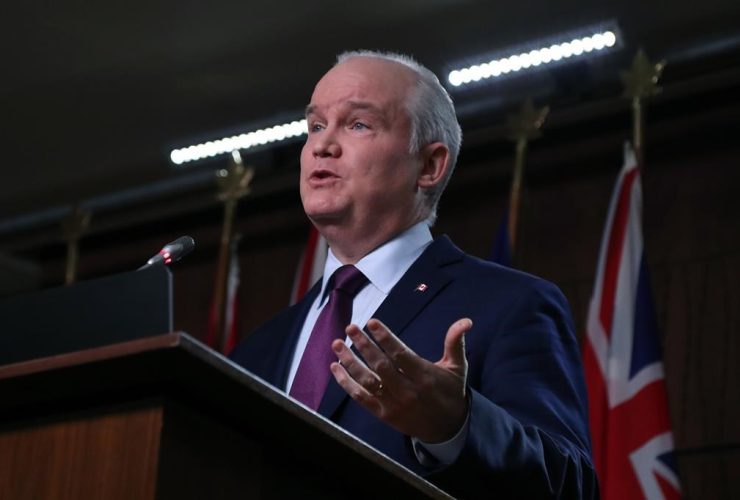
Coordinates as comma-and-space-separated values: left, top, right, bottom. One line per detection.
289, 265, 368, 410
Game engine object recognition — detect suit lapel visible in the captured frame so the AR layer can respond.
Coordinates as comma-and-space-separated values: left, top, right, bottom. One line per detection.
371, 236, 462, 339
317, 236, 464, 419
263, 282, 321, 389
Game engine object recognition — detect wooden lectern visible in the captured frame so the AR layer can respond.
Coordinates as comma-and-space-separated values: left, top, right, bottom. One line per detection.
0, 333, 453, 500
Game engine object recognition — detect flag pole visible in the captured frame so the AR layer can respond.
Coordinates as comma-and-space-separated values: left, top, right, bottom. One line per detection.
506, 97, 549, 262
60, 204, 92, 285
213, 151, 254, 352
620, 49, 666, 170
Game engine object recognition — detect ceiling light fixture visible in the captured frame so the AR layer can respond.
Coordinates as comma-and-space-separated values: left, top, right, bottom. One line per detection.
447, 27, 618, 89
170, 119, 308, 166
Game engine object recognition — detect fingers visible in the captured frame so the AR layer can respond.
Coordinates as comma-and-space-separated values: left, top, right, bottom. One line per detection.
439, 318, 472, 375
331, 338, 383, 395
345, 323, 408, 388
340, 317, 472, 389
364, 319, 427, 380
330, 362, 381, 411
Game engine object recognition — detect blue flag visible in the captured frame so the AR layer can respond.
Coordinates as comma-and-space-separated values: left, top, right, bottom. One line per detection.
488, 203, 511, 267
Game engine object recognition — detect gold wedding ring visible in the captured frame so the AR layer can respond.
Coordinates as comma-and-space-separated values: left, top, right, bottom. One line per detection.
373, 381, 384, 397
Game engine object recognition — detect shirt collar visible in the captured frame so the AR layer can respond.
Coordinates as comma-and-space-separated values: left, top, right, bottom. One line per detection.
319, 222, 433, 303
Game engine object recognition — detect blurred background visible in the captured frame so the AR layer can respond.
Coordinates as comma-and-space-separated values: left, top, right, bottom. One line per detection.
1, 1, 739, 497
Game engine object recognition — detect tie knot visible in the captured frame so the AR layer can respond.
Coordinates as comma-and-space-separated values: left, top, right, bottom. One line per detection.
331, 265, 368, 297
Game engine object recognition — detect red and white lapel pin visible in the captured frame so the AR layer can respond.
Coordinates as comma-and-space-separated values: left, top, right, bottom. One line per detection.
415, 283, 428, 292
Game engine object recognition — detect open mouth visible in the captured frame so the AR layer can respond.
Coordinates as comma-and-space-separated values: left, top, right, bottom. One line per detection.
311, 169, 338, 180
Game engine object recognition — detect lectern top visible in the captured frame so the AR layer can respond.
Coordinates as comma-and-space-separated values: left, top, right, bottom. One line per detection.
0, 266, 172, 366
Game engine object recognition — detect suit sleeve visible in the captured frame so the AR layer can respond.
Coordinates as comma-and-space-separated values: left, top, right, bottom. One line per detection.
427, 280, 600, 499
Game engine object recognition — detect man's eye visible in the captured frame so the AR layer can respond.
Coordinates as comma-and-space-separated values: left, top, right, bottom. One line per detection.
352, 122, 368, 130
310, 124, 324, 133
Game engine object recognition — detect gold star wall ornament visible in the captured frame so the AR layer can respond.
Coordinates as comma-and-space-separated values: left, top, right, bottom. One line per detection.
216, 150, 255, 203
620, 48, 666, 100
506, 97, 550, 142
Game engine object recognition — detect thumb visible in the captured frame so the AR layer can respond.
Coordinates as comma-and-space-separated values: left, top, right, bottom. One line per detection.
439, 318, 472, 374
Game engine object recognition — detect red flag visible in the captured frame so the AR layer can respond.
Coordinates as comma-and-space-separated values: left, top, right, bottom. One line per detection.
205, 247, 240, 354
583, 144, 681, 499
290, 226, 328, 304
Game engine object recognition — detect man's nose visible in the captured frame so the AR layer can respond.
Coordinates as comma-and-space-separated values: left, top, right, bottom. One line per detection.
312, 129, 341, 158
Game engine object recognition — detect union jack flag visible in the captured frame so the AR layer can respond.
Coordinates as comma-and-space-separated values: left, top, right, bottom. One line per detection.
583, 144, 681, 500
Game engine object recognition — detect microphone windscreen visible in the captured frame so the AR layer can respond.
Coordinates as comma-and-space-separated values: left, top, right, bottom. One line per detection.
170, 235, 195, 255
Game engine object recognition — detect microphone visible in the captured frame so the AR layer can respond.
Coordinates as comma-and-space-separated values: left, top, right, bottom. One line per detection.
138, 236, 195, 270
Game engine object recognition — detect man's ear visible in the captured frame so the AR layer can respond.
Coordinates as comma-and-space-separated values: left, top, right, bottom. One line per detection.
417, 142, 450, 189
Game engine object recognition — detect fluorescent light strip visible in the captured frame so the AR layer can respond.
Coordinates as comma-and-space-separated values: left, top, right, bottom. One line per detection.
448, 30, 617, 88
170, 119, 308, 165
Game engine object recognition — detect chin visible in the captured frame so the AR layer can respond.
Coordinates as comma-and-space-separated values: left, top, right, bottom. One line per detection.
306, 212, 342, 224
304, 207, 349, 230
302, 196, 345, 219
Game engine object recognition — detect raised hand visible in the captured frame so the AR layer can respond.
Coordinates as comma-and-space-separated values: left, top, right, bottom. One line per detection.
330, 317, 472, 443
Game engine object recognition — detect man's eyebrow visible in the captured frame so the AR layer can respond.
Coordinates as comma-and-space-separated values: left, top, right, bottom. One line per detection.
304, 101, 385, 118
345, 101, 384, 115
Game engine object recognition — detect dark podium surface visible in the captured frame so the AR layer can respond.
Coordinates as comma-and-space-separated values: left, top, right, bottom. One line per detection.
0, 333, 453, 500
0, 266, 173, 366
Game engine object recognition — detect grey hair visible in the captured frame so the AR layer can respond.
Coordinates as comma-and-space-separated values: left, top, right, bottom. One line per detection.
336, 50, 462, 226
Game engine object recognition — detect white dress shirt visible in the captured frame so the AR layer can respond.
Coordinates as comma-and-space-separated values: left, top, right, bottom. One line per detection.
286, 222, 469, 465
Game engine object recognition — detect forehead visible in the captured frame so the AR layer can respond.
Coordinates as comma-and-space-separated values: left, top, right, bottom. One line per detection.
308, 57, 416, 113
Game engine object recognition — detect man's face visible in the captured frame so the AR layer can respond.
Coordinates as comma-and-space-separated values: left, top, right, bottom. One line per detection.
300, 57, 425, 235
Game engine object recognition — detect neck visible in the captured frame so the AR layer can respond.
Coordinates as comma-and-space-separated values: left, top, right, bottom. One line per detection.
316, 214, 426, 265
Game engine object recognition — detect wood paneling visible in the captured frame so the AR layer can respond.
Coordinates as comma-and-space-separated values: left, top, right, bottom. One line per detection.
677, 451, 740, 500
0, 405, 162, 500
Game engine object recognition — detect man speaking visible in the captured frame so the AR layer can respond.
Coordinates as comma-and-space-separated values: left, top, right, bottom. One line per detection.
230, 51, 598, 499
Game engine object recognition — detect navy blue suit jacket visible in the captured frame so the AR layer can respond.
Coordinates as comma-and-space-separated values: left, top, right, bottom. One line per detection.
230, 236, 598, 499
